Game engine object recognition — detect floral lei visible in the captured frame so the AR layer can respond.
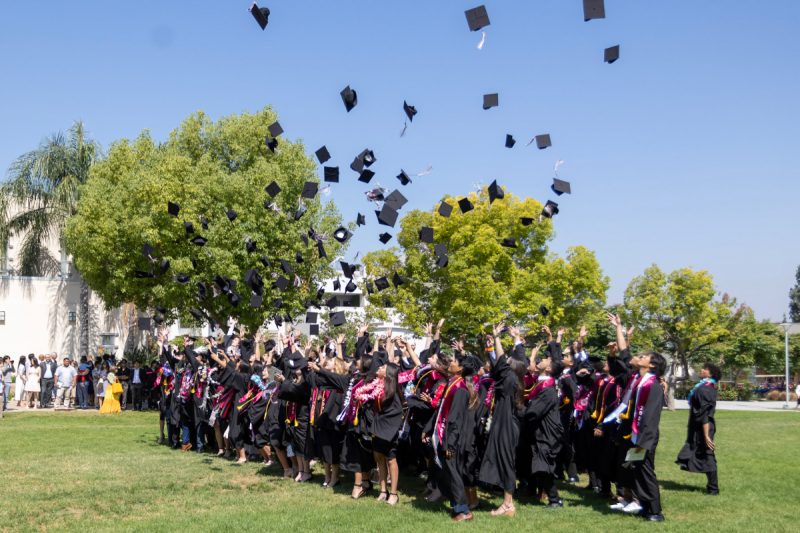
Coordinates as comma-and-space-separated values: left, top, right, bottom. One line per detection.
353, 377, 384, 403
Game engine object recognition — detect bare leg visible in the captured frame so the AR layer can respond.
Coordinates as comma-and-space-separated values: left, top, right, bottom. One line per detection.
330, 464, 340, 487
236, 447, 247, 464
374, 451, 388, 499
387, 457, 400, 505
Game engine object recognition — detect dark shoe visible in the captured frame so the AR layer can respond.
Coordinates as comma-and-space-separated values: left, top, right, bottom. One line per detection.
425, 489, 443, 503
452, 512, 474, 522
547, 500, 564, 508
645, 514, 665, 522
705, 490, 719, 496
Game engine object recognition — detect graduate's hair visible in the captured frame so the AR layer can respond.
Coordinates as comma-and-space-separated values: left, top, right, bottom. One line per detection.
509, 357, 528, 410
643, 352, 667, 377
332, 357, 348, 375
359, 353, 374, 374
381, 363, 400, 403
252, 363, 264, 377
238, 362, 252, 375
550, 358, 565, 378
703, 362, 721, 382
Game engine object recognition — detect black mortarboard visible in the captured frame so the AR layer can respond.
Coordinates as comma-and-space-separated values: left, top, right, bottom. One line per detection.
315, 146, 331, 164
520, 217, 535, 226
505, 134, 516, 148
280, 259, 293, 275
245, 238, 257, 253
228, 291, 241, 307
358, 169, 375, 183
175, 273, 191, 284
465, 5, 490, 31
250, 3, 270, 30
153, 313, 165, 325
583, 0, 606, 21
345, 279, 357, 293
551, 178, 571, 196
301, 181, 318, 199
142, 243, 153, 258
300, 233, 309, 247
458, 198, 474, 213
309, 324, 320, 336
396, 170, 412, 186
434, 243, 447, 258
199, 215, 209, 230
501, 238, 518, 248
333, 227, 352, 243
483, 93, 499, 110
379, 232, 392, 244
266, 137, 279, 152
375, 277, 390, 291
356, 213, 366, 226
377, 204, 399, 227
541, 200, 559, 219
249, 294, 263, 308
265, 181, 281, 197
189, 308, 205, 321
436, 253, 449, 268
294, 202, 307, 221
539, 304, 549, 317
340, 261, 357, 279
317, 240, 327, 258
418, 226, 434, 243
604, 44, 619, 64
333, 278, 341, 291
137, 317, 152, 330
367, 187, 385, 202
184, 221, 194, 235
191, 236, 207, 246
403, 101, 417, 122
134, 270, 154, 279
226, 208, 238, 221
273, 315, 283, 327
438, 201, 453, 217
274, 276, 289, 291
392, 272, 405, 287
306, 312, 318, 323
160, 259, 170, 273
366, 280, 375, 294
324, 166, 339, 183
295, 251, 304, 264
535, 134, 552, 149
330, 311, 346, 327
196, 281, 208, 299
268, 121, 283, 138
340, 85, 358, 112
272, 298, 283, 309
384, 190, 408, 211
168, 201, 180, 217
488, 180, 505, 203
259, 256, 271, 268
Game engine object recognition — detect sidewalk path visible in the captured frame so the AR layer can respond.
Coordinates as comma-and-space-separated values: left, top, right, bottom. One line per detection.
673, 400, 799, 412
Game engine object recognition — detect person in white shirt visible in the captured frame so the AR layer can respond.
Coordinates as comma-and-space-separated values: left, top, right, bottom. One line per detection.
131, 361, 144, 411
55, 358, 78, 408
795, 383, 800, 408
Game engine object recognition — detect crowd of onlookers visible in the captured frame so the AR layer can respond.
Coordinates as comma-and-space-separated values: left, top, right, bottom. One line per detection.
0, 353, 162, 414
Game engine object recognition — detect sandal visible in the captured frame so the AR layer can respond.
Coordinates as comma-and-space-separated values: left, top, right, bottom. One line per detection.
490, 503, 516, 517
377, 491, 388, 502
387, 493, 399, 506
352, 485, 369, 500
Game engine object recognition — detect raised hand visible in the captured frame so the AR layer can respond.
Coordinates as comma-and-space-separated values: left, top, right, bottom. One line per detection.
556, 327, 566, 343
541, 325, 552, 342
607, 312, 621, 328
423, 322, 433, 337
336, 333, 346, 344
579, 325, 588, 339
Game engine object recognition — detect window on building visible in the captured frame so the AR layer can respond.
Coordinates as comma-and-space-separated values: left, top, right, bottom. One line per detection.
99, 334, 117, 354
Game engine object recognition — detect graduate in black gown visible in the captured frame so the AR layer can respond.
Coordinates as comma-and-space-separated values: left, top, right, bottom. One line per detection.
210, 348, 252, 464
676, 362, 720, 495
276, 352, 313, 482
555, 346, 579, 483
479, 324, 527, 518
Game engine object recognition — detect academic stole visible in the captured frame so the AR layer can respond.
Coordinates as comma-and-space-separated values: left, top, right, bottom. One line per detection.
688, 378, 717, 403
603, 371, 642, 426
590, 375, 612, 421
631, 372, 657, 445
525, 376, 556, 402
432, 376, 466, 465
310, 387, 332, 426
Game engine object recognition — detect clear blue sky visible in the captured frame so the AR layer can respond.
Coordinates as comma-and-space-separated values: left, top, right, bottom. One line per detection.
1, 1, 798, 321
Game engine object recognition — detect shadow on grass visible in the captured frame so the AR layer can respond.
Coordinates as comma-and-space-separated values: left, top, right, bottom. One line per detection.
660, 479, 705, 493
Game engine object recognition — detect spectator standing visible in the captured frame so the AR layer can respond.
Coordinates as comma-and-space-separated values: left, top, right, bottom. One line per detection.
25, 356, 41, 408
146, 360, 159, 409
117, 360, 131, 410
2, 356, 13, 411
93, 362, 107, 409
795, 382, 800, 408
131, 361, 144, 411
15, 356, 28, 407
40, 354, 57, 408
55, 357, 78, 408
76, 357, 91, 409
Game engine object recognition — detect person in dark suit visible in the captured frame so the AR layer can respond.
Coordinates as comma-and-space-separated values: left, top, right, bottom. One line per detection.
40, 354, 58, 408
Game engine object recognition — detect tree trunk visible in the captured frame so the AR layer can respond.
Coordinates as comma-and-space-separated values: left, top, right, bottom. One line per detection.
79, 280, 90, 358
666, 356, 678, 411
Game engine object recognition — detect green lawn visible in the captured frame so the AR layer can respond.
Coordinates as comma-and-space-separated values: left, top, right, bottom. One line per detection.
0, 410, 797, 532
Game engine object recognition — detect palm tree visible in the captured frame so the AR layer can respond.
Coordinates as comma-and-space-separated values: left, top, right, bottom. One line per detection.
0, 121, 101, 357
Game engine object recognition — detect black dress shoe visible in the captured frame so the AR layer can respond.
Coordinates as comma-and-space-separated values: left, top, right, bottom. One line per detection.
547, 500, 564, 508
645, 514, 665, 522
705, 490, 719, 496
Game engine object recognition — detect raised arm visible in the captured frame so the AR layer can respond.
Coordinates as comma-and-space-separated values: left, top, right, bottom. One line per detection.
608, 312, 627, 353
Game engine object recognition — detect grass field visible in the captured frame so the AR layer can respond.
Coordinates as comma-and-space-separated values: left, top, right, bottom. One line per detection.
0, 410, 798, 532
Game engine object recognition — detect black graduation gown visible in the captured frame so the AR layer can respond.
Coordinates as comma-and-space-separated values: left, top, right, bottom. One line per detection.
278, 379, 312, 457
478, 355, 520, 493
676, 384, 717, 472
217, 362, 251, 448
556, 370, 577, 475
523, 385, 563, 475
435, 387, 470, 507
308, 371, 345, 465
464, 377, 491, 486
573, 370, 598, 471
371, 389, 404, 447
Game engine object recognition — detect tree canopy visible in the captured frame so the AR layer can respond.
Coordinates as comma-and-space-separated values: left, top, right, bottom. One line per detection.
64, 108, 346, 331
789, 265, 800, 322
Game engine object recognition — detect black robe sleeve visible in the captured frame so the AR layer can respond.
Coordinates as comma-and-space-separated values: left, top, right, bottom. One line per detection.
692, 386, 716, 426
185, 347, 200, 372
445, 388, 469, 452
636, 380, 664, 451
546, 341, 563, 361
313, 369, 350, 391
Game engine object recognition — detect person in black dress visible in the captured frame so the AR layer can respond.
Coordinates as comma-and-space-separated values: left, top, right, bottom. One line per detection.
368, 354, 404, 506
676, 362, 720, 495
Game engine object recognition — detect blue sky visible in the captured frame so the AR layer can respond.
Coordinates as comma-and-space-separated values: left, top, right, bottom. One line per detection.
1, 1, 798, 321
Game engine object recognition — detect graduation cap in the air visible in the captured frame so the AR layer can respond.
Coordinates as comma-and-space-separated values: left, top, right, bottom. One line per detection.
189, 308, 205, 321
520, 217, 535, 226
340, 261, 358, 279
137, 317, 152, 330
309, 324, 320, 336
134, 270, 154, 279
465, 5, 490, 31
376, 204, 399, 227
265, 181, 281, 197
505, 134, 516, 148
272, 298, 283, 309
438, 201, 453, 217
249, 294, 263, 308
226, 208, 238, 222
435, 253, 449, 268
175, 273, 191, 284
604, 44, 619, 64
541, 200, 559, 219
535, 134, 552, 149
384, 190, 408, 211
250, 2, 270, 30
301, 181, 319, 199
366, 187, 386, 202
330, 311, 346, 327
340, 85, 358, 112
483, 93, 499, 110
403, 101, 417, 121
333, 227, 352, 243
317, 241, 327, 258
273, 276, 290, 291
244, 269, 264, 293
501, 238, 518, 248
199, 215, 209, 230
539, 304, 549, 317
245, 238, 257, 254
159, 259, 170, 274
458, 198, 474, 213
183, 221, 194, 235
196, 281, 208, 300
379, 233, 392, 244
333, 278, 341, 291
488, 180, 505, 203
375, 277, 390, 291
345, 279, 357, 293
583, 0, 606, 21
268, 121, 283, 138
392, 272, 405, 287
266, 137, 279, 152
315, 146, 331, 164
191, 236, 207, 246
280, 259, 294, 275
356, 213, 366, 226
142, 243, 154, 259
350, 149, 376, 173
365, 280, 375, 294
358, 169, 375, 183
259, 256, 271, 268
168, 201, 180, 217
418, 226, 434, 244
325, 295, 339, 308
551, 178, 571, 196
396, 170, 411, 186
294, 201, 307, 221
306, 312, 318, 323
213, 275, 231, 294
324, 166, 339, 183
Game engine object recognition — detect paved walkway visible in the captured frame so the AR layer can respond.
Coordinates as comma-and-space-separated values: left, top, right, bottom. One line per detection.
673, 400, 799, 412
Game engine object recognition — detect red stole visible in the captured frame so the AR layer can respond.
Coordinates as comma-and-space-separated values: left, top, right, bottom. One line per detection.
632, 373, 657, 443
525, 376, 555, 402
434, 377, 466, 444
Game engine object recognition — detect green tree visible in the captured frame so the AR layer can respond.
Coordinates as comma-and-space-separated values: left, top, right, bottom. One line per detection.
64, 108, 345, 331
789, 266, 800, 322
623, 265, 742, 406
0, 121, 100, 357
362, 188, 608, 350
711, 309, 785, 380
